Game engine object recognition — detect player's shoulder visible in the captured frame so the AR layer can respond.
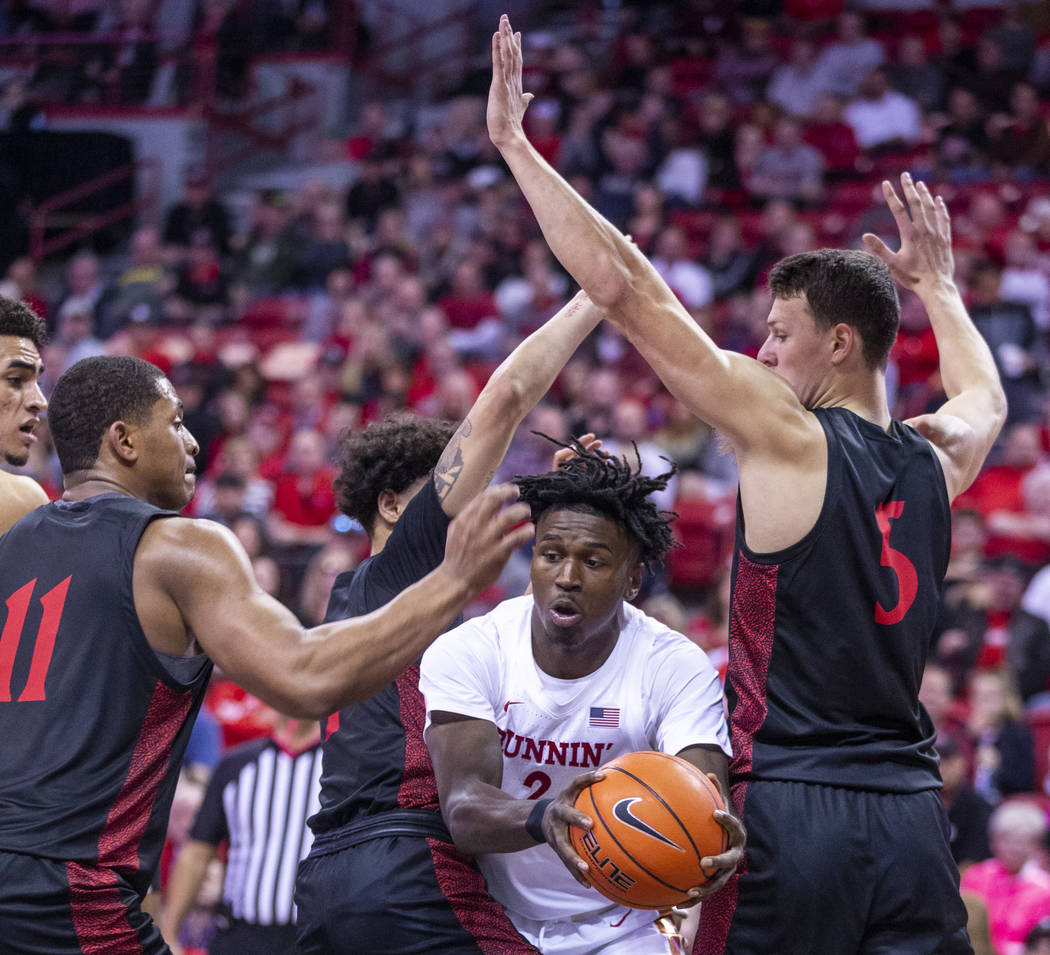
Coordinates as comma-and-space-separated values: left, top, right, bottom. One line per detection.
427, 594, 532, 660
627, 604, 715, 670
0, 473, 49, 534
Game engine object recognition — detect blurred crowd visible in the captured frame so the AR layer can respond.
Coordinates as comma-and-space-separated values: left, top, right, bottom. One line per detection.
1, 0, 1050, 950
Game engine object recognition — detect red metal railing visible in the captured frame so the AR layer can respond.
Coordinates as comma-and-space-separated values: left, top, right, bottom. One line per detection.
28, 157, 160, 262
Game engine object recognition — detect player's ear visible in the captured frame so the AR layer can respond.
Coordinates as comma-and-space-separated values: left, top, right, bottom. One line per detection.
106, 420, 139, 465
376, 488, 401, 525
830, 322, 855, 365
625, 563, 643, 602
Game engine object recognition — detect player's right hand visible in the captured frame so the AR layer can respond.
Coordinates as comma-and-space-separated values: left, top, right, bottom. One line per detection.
442, 483, 532, 597
543, 769, 606, 888
488, 14, 533, 149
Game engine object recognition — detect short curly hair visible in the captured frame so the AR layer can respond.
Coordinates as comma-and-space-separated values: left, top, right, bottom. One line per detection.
0, 297, 46, 349
333, 414, 456, 535
514, 438, 678, 571
49, 355, 166, 474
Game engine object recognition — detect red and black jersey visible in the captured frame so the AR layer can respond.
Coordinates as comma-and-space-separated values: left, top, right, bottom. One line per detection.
0, 494, 212, 894
310, 478, 453, 834
727, 407, 949, 793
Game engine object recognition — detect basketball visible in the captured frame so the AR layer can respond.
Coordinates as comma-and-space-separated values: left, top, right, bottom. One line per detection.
568, 750, 728, 910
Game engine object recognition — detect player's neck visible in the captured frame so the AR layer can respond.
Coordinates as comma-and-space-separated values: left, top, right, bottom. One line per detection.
62, 473, 138, 502
814, 369, 891, 431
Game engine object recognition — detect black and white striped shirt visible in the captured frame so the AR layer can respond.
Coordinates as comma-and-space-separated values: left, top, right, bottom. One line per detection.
189, 736, 323, 925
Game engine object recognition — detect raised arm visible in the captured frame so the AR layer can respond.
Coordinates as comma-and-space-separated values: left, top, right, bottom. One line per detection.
434, 291, 602, 516
863, 174, 1007, 499
426, 711, 602, 885
137, 485, 532, 719
487, 15, 801, 453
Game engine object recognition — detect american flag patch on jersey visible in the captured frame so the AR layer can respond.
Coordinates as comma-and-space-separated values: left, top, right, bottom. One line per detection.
589, 706, 620, 727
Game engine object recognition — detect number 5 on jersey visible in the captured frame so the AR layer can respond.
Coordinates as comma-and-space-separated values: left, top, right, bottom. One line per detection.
874, 502, 917, 626
0, 577, 71, 702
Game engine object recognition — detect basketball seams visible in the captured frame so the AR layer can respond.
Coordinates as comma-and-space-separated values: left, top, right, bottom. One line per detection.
646, 751, 729, 857
585, 780, 689, 904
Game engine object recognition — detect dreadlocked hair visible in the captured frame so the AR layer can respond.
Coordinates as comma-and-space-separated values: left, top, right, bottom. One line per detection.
514, 436, 678, 571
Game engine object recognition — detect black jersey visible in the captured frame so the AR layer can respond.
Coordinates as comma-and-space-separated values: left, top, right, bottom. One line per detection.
309, 478, 452, 834
0, 494, 212, 894
726, 407, 950, 793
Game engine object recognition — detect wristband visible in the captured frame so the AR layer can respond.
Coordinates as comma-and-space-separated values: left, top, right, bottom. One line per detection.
525, 798, 553, 844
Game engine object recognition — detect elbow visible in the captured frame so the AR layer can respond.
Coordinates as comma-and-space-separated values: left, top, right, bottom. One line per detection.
585, 258, 633, 311
440, 795, 477, 853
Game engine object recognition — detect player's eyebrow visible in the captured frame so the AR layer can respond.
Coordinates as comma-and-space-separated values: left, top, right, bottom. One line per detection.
537, 532, 614, 553
3, 358, 42, 373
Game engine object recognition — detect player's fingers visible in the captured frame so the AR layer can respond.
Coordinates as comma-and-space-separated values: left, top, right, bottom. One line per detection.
934, 192, 952, 242
861, 232, 893, 263
567, 769, 605, 797
713, 808, 746, 845
880, 178, 911, 231
899, 172, 930, 231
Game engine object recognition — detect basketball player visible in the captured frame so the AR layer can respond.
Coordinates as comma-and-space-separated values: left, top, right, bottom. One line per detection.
421, 447, 744, 955
487, 16, 1005, 952
295, 292, 604, 954
0, 354, 531, 953
0, 297, 49, 533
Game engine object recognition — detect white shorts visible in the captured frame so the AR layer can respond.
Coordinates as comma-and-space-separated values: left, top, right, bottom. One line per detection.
509, 904, 679, 955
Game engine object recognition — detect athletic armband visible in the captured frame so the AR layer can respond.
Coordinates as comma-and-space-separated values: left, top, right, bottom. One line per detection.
525, 798, 553, 844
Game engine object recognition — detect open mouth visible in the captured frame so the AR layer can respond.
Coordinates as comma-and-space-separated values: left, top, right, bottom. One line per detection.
19, 421, 38, 441
549, 599, 582, 628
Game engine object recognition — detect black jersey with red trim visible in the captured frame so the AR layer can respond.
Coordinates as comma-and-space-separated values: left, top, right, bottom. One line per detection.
309, 477, 453, 834
0, 494, 212, 894
726, 407, 949, 793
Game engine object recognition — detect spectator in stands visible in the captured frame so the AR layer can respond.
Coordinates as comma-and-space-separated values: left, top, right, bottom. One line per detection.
704, 215, 757, 302
292, 200, 352, 293
748, 115, 825, 204
602, 395, 677, 515
938, 734, 994, 868
986, 466, 1050, 568
438, 256, 498, 331
813, 10, 885, 98
695, 91, 743, 197
52, 250, 113, 337
986, 81, 1050, 180
969, 260, 1044, 424
650, 223, 712, 312
961, 801, 1050, 955
766, 34, 826, 119
100, 224, 171, 337
43, 294, 106, 385
933, 86, 991, 182
295, 542, 356, 627
893, 34, 946, 114
968, 34, 1025, 114
171, 235, 230, 321
1000, 229, 1050, 332
163, 167, 232, 261
944, 509, 989, 608
802, 92, 860, 182
654, 111, 707, 209
1024, 563, 1050, 632
966, 667, 1038, 801
345, 154, 401, 231
86, 0, 158, 105
267, 429, 337, 548
843, 66, 922, 152
231, 190, 296, 295
920, 662, 969, 747
939, 555, 1050, 706
714, 15, 779, 105
199, 471, 250, 528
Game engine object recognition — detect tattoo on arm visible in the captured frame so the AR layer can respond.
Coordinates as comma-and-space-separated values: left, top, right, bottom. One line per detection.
434, 418, 471, 502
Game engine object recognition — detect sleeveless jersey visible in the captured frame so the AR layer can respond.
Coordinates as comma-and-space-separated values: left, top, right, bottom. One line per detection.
727, 407, 949, 792
0, 494, 212, 894
420, 595, 730, 923
309, 478, 452, 834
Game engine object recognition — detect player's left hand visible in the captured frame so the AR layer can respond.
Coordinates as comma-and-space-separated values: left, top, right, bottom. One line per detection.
681, 777, 745, 903
542, 769, 606, 888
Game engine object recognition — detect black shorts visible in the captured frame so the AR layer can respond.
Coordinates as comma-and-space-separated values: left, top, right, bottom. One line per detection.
295, 815, 538, 955
695, 780, 973, 955
0, 849, 169, 954
207, 917, 297, 954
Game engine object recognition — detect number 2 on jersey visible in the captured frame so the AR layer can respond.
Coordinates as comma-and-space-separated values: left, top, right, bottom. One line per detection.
0, 576, 71, 702
874, 502, 918, 626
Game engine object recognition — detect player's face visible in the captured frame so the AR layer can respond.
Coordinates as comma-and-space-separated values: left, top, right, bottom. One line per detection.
529, 508, 642, 664
0, 335, 46, 467
138, 378, 199, 510
756, 295, 836, 407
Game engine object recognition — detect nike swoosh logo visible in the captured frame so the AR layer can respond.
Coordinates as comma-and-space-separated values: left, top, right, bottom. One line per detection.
503, 701, 524, 712
612, 797, 683, 850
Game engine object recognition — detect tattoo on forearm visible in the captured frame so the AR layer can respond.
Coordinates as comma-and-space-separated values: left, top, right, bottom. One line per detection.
434, 419, 471, 501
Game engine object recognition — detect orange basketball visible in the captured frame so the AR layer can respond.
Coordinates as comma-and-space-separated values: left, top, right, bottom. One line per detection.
568, 750, 727, 910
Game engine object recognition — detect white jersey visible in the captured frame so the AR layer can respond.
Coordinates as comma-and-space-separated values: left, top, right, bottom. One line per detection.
420, 595, 730, 925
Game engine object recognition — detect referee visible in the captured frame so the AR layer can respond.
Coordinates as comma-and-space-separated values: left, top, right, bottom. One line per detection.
160, 709, 322, 955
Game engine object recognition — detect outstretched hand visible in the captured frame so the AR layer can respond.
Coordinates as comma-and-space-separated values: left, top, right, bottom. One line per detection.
488, 14, 533, 150
862, 172, 954, 293
551, 433, 604, 471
